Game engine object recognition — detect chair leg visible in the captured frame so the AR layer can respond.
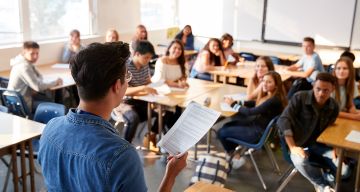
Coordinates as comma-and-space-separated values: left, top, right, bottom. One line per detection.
276, 166, 298, 192
264, 143, 281, 174
1, 157, 11, 192
248, 150, 267, 190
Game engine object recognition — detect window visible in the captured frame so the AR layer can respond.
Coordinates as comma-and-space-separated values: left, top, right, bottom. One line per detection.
140, 0, 177, 30
0, 0, 94, 45
0, 0, 22, 44
29, 0, 90, 40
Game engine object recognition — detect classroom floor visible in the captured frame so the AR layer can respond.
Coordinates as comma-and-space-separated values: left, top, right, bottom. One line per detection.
0, 121, 357, 192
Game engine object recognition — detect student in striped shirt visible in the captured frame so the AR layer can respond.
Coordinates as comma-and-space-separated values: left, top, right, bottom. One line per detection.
113, 40, 158, 144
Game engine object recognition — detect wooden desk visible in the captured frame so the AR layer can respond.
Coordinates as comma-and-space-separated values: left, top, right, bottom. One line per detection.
0, 112, 45, 192
178, 83, 246, 117
185, 181, 234, 192
134, 78, 221, 149
0, 63, 75, 90
317, 118, 360, 192
234, 47, 300, 62
209, 62, 291, 84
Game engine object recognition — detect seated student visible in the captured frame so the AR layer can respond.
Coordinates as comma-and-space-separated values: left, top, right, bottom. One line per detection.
340, 50, 359, 81
246, 56, 275, 100
151, 39, 188, 88
218, 71, 287, 168
278, 73, 349, 192
130, 25, 148, 53
287, 37, 324, 98
38, 42, 188, 191
220, 33, 240, 65
151, 39, 187, 136
7, 41, 62, 111
105, 28, 119, 42
189, 38, 226, 81
61, 29, 85, 63
113, 40, 158, 144
331, 57, 360, 120
174, 25, 194, 50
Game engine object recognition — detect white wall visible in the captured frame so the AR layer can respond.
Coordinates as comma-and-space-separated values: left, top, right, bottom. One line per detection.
0, 0, 142, 72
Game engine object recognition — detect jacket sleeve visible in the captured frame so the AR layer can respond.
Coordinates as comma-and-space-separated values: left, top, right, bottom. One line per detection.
237, 96, 280, 116
21, 65, 57, 92
110, 147, 147, 192
277, 94, 301, 137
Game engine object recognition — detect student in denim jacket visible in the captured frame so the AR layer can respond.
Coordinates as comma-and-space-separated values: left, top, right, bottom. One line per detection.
38, 42, 187, 191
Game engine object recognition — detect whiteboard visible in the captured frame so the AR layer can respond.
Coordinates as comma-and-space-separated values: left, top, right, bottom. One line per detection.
265, 0, 356, 47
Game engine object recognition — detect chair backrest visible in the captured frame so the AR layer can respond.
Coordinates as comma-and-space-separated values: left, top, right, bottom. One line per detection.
0, 77, 9, 88
269, 56, 281, 65
33, 102, 66, 124
0, 105, 9, 113
226, 115, 280, 150
0, 88, 31, 118
239, 52, 257, 61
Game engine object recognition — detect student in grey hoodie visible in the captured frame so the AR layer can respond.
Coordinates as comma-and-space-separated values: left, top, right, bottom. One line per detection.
7, 41, 63, 112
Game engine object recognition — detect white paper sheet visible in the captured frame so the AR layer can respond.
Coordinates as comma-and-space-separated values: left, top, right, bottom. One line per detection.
52, 63, 70, 69
157, 102, 221, 155
220, 102, 237, 112
148, 81, 171, 95
223, 93, 247, 101
137, 94, 166, 102
345, 130, 360, 144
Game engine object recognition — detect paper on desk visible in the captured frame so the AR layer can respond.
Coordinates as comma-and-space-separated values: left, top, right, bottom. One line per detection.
157, 102, 221, 155
148, 81, 172, 95
227, 55, 236, 62
137, 94, 166, 102
220, 102, 237, 112
345, 130, 360, 144
223, 93, 247, 101
52, 63, 70, 69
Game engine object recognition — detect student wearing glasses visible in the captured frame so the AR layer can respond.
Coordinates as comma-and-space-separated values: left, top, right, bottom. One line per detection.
38, 42, 188, 191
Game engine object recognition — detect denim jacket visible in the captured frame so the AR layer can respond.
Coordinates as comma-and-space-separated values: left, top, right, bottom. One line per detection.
38, 109, 147, 192
277, 90, 339, 147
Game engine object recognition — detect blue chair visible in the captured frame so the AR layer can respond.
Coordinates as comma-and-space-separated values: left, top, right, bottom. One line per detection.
0, 77, 9, 88
226, 116, 280, 190
270, 56, 281, 65
33, 102, 66, 124
239, 52, 257, 61
0, 88, 31, 118
32, 102, 66, 153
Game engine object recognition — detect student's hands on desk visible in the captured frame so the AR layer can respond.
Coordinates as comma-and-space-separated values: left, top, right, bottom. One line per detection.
143, 86, 158, 95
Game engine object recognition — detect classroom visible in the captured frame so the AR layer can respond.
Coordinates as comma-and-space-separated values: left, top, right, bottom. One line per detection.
1, 0, 360, 191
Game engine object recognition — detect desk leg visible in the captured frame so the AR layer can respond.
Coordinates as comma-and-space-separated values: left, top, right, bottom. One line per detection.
158, 105, 163, 144
147, 102, 152, 150
11, 145, 19, 192
223, 77, 228, 84
335, 148, 344, 192
20, 142, 27, 192
27, 140, 35, 192
355, 153, 360, 192
213, 75, 218, 83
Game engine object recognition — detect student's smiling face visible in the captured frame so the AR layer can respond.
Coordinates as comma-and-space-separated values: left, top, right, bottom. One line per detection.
209, 40, 220, 54
262, 74, 276, 93
168, 42, 182, 59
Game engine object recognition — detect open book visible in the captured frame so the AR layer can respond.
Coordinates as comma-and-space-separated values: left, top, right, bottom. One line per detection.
157, 102, 221, 155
